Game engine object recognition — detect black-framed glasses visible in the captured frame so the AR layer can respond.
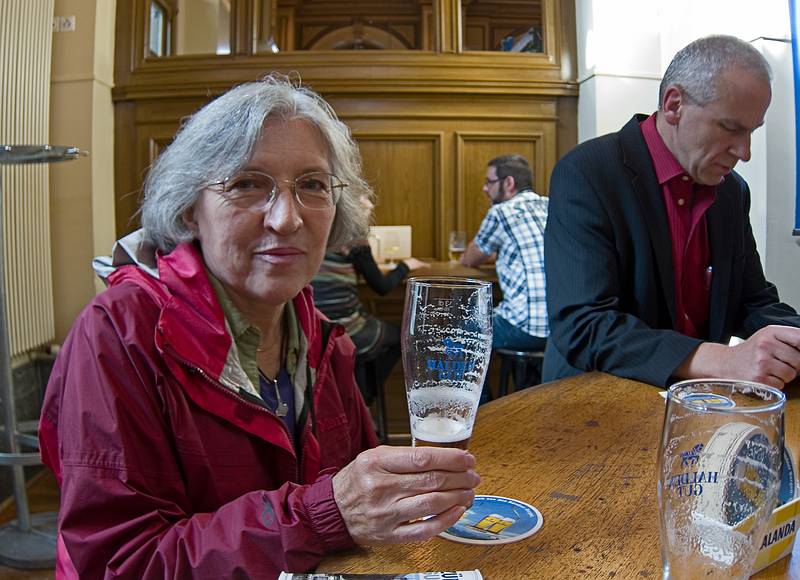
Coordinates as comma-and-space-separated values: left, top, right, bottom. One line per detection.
484, 177, 501, 186
209, 170, 347, 211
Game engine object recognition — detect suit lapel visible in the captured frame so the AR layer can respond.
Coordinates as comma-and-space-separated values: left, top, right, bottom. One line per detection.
619, 115, 677, 327
706, 177, 735, 341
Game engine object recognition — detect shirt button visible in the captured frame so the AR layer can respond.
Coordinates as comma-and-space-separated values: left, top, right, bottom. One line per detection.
677, 198, 685, 206
681, 175, 690, 182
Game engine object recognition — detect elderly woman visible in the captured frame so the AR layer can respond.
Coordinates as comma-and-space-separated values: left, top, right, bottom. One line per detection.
39, 77, 479, 578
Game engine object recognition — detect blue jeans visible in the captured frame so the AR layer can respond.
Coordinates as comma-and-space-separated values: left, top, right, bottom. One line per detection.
492, 314, 547, 351
480, 315, 547, 404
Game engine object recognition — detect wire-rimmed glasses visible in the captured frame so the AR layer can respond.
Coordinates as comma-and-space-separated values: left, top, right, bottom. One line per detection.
209, 170, 347, 211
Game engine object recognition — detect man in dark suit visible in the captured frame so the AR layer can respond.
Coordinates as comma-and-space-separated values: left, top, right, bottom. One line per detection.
543, 35, 800, 389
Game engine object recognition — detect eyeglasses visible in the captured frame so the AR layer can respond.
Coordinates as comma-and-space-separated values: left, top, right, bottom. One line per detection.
209, 171, 347, 211
484, 177, 501, 186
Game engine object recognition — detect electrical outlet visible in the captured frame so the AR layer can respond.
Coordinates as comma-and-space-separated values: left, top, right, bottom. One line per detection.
52, 15, 76, 32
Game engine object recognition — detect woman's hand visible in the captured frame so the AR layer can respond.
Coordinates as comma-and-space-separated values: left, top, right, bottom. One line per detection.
402, 257, 430, 271
332, 446, 480, 545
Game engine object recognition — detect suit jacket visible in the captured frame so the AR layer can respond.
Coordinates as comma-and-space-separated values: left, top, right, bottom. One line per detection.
543, 114, 800, 386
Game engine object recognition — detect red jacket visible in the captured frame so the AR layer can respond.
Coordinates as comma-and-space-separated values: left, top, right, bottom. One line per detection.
39, 241, 378, 578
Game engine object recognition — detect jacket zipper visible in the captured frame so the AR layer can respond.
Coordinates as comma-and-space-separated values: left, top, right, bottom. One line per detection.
168, 348, 303, 482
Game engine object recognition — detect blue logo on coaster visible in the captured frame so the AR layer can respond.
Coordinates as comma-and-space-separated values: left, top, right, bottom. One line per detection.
680, 392, 735, 409
439, 495, 543, 545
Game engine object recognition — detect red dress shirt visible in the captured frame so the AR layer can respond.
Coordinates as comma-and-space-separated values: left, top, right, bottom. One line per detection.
640, 114, 716, 338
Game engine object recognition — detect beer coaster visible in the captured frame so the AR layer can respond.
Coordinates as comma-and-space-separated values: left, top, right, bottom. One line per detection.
439, 495, 543, 545
660, 389, 736, 408
678, 391, 736, 409
696, 422, 777, 526
779, 446, 797, 506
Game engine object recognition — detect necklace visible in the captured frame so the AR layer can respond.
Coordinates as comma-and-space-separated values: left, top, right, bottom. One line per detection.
259, 369, 289, 417
258, 313, 289, 417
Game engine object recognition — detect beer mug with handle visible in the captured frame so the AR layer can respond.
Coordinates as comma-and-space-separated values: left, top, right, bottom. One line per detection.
658, 379, 785, 579
401, 277, 492, 449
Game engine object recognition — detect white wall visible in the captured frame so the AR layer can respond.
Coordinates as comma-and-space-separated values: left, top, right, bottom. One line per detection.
737, 39, 800, 310
575, 0, 800, 309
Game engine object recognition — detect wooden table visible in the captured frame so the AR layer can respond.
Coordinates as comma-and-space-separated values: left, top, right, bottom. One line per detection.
320, 372, 800, 578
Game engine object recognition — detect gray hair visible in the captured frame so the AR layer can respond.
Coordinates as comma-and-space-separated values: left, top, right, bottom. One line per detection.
141, 75, 372, 252
658, 35, 772, 107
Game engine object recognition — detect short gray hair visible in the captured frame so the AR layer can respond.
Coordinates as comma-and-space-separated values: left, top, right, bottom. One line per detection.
658, 35, 772, 107
141, 75, 372, 252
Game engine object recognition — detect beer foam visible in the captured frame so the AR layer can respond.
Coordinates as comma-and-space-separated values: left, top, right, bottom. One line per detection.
412, 416, 472, 442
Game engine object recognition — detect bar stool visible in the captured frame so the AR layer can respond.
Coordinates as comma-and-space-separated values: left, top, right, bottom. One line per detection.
495, 348, 545, 397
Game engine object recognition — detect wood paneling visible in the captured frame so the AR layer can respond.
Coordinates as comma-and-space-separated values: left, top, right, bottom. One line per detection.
355, 134, 441, 259
336, 94, 559, 259
113, 0, 578, 252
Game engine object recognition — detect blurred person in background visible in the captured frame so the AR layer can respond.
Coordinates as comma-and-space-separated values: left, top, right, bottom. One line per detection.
313, 195, 429, 408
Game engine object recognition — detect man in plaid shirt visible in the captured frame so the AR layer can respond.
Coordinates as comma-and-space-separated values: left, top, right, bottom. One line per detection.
461, 154, 549, 353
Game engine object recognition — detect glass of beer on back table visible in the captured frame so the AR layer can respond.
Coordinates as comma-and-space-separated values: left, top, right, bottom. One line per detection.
448, 230, 466, 263
401, 277, 492, 449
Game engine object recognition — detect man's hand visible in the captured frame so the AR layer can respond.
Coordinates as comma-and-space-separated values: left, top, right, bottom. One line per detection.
676, 325, 800, 389
332, 446, 480, 545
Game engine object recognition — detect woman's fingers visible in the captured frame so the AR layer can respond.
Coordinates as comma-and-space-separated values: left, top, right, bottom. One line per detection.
393, 489, 476, 523
390, 505, 469, 544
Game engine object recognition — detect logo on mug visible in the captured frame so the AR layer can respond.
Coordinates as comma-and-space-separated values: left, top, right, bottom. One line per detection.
680, 443, 704, 467
426, 337, 476, 381
668, 441, 718, 497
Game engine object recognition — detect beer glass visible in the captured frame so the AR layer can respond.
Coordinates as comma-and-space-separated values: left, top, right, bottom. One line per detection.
658, 379, 785, 579
401, 277, 492, 449
448, 231, 467, 263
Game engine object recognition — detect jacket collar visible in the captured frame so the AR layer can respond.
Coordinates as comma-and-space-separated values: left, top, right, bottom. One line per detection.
99, 232, 327, 468
620, 114, 678, 326
620, 114, 736, 339
98, 231, 322, 384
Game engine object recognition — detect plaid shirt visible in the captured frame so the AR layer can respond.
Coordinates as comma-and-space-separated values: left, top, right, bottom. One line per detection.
475, 189, 549, 338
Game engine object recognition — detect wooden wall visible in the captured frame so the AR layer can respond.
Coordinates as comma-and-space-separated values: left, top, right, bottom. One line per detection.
338, 95, 557, 259
113, 0, 578, 259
